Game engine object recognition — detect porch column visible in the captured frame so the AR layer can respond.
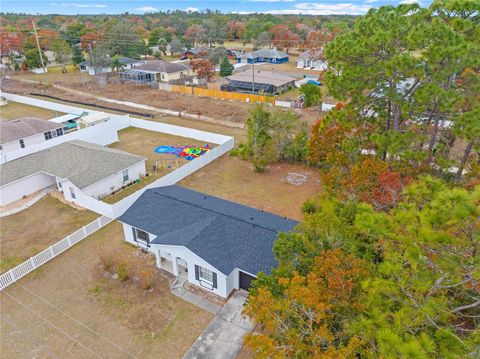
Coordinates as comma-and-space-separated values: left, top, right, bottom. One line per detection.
156, 250, 162, 268
172, 257, 179, 276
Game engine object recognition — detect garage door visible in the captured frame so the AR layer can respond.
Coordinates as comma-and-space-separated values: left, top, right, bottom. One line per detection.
239, 271, 256, 291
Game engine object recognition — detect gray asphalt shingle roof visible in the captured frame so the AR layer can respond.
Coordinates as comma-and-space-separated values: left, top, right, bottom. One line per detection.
1, 118, 62, 144
227, 70, 296, 87
80, 57, 142, 67
239, 48, 289, 59
132, 60, 191, 73
0, 140, 146, 188
119, 186, 298, 276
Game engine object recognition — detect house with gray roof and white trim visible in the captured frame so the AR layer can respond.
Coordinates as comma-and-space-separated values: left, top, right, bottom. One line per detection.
0, 140, 146, 206
119, 186, 298, 298
0, 118, 65, 156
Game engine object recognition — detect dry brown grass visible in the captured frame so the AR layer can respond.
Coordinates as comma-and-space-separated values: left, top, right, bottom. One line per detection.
180, 156, 322, 221
1, 222, 213, 359
0, 194, 98, 273
0, 101, 61, 121
109, 127, 213, 178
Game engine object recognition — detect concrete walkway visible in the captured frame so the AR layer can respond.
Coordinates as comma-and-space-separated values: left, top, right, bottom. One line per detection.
183, 290, 253, 359
171, 277, 222, 315
0, 188, 51, 217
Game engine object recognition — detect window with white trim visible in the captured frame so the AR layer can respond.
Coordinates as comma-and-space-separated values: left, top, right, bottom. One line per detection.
195, 264, 217, 289
199, 267, 214, 283
44, 131, 52, 140
132, 227, 149, 244
69, 187, 76, 199
19, 139, 25, 148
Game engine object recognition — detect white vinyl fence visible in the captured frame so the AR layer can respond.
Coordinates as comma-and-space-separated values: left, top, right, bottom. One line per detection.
0, 215, 113, 290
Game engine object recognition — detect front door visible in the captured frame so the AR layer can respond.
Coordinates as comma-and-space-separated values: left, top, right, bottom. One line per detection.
239, 271, 256, 291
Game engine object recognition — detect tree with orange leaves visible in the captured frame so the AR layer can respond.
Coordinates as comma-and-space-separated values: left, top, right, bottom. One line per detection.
191, 58, 214, 82
269, 24, 299, 53
244, 249, 366, 358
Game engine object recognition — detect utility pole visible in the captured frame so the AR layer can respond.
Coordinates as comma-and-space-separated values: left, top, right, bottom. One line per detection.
88, 42, 95, 75
32, 20, 46, 73
252, 60, 255, 94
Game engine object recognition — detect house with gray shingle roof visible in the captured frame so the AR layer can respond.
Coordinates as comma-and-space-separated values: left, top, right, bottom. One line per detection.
0, 140, 146, 206
237, 48, 289, 64
79, 57, 144, 76
0, 118, 65, 156
118, 186, 298, 298
119, 60, 194, 83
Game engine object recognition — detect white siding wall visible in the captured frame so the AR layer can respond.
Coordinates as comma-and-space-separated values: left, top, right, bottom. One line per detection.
1, 132, 45, 153
0, 172, 55, 206
82, 161, 146, 199
226, 268, 239, 295
122, 223, 231, 298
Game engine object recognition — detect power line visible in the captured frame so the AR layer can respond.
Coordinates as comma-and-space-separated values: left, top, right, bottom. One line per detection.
2, 290, 104, 359
14, 282, 139, 359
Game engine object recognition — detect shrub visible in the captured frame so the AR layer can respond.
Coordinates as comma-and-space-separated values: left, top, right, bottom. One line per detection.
140, 269, 155, 290
116, 259, 132, 281
300, 83, 322, 107
302, 198, 317, 214
99, 246, 117, 271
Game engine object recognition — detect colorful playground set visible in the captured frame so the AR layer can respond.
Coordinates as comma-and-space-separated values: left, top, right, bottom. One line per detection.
154, 144, 211, 161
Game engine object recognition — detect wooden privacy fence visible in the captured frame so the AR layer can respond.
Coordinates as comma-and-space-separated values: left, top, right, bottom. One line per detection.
0, 215, 113, 291
170, 85, 276, 105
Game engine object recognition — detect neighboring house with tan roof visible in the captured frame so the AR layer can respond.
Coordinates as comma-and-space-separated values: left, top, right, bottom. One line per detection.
0, 140, 146, 206
119, 60, 194, 83
297, 49, 327, 71
0, 118, 65, 156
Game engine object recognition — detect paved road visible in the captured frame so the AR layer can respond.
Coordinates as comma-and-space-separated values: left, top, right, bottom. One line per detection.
183, 290, 253, 359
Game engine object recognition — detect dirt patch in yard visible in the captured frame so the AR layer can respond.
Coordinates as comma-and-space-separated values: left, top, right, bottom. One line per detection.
179, 156, 321, 221
1, 222, 213, 359
0, 194, 98, 273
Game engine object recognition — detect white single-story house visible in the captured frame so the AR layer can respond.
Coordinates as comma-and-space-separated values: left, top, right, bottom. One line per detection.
119, 60, 194, 83
296, 50, 328, 71
0, 118, 65, 156
118, 186, 298, 298
0, 140, 146, 206
79, 57, 144, 76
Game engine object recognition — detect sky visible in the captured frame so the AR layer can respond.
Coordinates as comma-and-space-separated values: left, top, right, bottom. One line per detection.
1, 0, 431, 15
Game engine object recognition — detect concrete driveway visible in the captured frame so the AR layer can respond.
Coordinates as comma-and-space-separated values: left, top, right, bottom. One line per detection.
183, 290, 253, 359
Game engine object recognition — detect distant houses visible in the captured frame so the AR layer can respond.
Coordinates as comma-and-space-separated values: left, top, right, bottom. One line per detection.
296, 50, 327, 71
79, 57, 143, 75
119, 60, 193, 83
222, 70, 296, 95
237, 48, 289, 64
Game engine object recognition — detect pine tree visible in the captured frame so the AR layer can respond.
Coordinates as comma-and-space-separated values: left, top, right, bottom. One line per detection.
219, 56, 234, 77
72, 45, 84, 65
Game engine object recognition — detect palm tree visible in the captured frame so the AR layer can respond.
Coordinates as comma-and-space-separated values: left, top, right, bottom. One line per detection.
110, 56, 125, 72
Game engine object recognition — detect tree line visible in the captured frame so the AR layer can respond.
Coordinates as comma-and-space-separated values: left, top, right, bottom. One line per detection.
238, 2, 479, 357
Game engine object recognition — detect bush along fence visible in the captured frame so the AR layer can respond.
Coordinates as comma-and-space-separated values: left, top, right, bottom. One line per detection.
0, 216, 113, 291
